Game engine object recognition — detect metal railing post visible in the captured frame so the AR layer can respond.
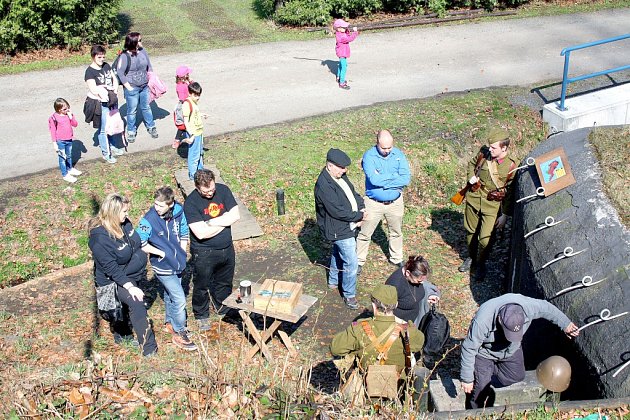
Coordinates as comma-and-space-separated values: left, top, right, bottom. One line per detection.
555, 33, 630, 112
559, 51, 571, 111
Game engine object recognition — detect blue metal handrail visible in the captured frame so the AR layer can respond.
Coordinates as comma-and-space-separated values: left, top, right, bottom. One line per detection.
558, 33, 630, 111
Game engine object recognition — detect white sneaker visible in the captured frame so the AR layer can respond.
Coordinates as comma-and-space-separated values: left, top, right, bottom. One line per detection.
111, 147, 125, 157
102, 155, 117, 164
62, 174, 77, 183
68, 168, 82, 176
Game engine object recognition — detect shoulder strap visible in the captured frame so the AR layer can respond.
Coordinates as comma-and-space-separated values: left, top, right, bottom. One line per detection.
490, 160, 517, 191
185, 98, 193, 122
51, 115, 58, 129
473, 151, 487, 177
504, 161, 517, 185
361, 321, 404, 364
124, 52, 131, 76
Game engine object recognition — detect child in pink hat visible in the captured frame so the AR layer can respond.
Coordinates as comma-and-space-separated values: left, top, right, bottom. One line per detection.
173, 65, 192, 148
333, 19, 359, 90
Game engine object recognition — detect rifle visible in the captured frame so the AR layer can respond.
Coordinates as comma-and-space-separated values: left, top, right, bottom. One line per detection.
450, 146, 489, 205
402, 328, 412, 377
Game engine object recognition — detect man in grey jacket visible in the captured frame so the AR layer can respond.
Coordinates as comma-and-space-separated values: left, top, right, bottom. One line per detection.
460, 293, 579, 408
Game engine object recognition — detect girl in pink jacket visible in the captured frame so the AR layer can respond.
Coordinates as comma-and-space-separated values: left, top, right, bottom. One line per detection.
334, 19, 359, 90
48, 98, 82, 183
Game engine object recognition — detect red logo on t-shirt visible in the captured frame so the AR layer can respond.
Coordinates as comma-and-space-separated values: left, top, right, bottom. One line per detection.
205, 202, 224, 217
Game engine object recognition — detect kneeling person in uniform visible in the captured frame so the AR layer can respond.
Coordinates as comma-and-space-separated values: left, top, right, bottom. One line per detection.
331, 285, 428, 401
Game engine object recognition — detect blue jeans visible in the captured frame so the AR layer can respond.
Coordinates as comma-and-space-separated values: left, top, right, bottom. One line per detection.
56, 140, 73, 176
124, 84, 155, 134
328, 236, 358, 298
188, 134, 204, 180
98, 104, 114, 157
156, 273, 188, 333
337, 57, 347, 84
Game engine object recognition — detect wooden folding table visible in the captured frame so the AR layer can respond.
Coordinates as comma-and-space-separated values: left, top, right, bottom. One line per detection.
222, 283, 317, 362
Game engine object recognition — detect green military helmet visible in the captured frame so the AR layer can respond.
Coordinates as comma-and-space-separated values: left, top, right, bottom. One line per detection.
536, 355, 572, 392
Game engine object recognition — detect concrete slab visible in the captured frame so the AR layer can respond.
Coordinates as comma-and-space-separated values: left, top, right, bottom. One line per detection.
174, 166, 263, 241
429, 371, 545, 412
542, 83, 630, 132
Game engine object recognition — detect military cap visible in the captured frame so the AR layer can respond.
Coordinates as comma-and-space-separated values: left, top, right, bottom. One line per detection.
326, 148, 351, 168
486, 127, 509, 144
371, 284, 398, 306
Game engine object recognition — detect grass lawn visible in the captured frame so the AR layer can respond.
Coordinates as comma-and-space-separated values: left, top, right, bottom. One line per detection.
0, 86, 545, 288
0, 83, 627, 417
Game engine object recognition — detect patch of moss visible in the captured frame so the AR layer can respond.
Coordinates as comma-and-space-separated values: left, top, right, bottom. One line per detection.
588, 127, 630, 227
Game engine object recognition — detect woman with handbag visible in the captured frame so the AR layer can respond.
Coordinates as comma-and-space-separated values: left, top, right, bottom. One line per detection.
385, 255, 440, 327
116, 32, 159, 143
88, 193, 158, 357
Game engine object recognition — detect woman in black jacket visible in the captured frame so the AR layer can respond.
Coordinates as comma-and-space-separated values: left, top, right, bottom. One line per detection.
88, 193, 157, 356
385, 255, 440, 327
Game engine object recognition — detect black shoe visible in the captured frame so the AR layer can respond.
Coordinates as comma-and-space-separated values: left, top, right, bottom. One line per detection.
458, 257, 473, 272
357, 265, 363, 276
344, 297, 359, 310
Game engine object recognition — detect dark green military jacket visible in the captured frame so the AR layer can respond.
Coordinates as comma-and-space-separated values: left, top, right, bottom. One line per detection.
330, 315, 425, 370
466, 151, 516, 216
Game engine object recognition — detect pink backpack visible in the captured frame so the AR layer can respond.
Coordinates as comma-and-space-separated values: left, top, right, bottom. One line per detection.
105, 109, 125, 136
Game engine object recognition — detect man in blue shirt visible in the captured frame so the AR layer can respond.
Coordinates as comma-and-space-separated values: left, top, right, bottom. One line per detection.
357, 129, 411, 272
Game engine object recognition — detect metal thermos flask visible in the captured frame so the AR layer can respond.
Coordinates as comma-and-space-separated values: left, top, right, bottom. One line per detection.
276, 189, 285, 215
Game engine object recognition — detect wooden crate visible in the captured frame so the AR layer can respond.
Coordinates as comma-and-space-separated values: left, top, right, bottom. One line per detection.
253, 279, 303, 314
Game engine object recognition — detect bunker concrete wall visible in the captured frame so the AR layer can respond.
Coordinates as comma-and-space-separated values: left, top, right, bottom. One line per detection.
508, 127, 629, 398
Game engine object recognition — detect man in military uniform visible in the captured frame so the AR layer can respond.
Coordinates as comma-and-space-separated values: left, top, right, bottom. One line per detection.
331, 285, 429, 404
458, 128, 516, 280
331, 284, 424, 367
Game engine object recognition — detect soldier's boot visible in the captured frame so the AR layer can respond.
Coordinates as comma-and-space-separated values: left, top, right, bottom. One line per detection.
458, 257, 473, 272
472, 247, 491, 281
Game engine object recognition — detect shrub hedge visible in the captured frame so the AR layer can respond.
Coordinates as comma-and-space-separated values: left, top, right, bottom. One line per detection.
272, 0, 528, 25
0, 0, 121, 54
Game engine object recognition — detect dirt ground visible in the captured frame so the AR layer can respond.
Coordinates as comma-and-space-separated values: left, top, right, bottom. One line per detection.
0, 222, 513, 411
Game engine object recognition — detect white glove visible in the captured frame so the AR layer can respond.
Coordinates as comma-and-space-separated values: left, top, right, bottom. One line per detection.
468, 175, 479, 185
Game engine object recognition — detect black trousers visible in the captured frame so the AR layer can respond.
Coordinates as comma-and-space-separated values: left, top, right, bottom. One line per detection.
468, 347, 526, 409
191, 244, 236, 319
112, 285, 158, 356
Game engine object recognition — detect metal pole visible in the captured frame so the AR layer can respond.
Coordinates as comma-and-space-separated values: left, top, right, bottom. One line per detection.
559, 51, 571, 111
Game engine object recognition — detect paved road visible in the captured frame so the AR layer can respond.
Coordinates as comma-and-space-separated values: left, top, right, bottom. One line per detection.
1, 9, 629, 180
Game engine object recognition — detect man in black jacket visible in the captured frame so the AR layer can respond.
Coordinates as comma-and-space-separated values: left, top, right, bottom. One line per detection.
314, 148, 367, 309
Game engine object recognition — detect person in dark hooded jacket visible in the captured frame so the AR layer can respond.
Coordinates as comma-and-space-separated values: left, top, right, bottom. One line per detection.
88, 193, 157, 357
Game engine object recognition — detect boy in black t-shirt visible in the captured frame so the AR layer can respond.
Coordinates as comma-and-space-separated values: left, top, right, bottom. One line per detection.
183, 169, 240, 330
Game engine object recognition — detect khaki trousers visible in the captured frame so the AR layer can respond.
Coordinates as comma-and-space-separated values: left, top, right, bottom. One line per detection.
464, 201, 498, 261
357, 195, 404, 266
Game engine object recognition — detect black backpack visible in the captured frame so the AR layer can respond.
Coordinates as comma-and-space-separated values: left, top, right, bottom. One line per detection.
418, 304, 450, 363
